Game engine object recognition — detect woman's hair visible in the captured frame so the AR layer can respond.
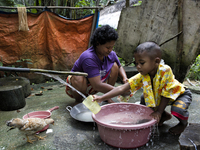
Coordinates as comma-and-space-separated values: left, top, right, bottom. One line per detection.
134, 41, 161, 59
90, 25, 118, 47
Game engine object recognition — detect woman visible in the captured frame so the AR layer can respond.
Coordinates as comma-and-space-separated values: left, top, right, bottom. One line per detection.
66, 25, 128, 103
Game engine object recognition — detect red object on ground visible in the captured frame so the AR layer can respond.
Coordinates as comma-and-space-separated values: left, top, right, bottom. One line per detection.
23, 106, 59, 132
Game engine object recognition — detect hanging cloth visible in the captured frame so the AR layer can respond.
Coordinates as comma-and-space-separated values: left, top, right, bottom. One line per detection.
17, 7, 29, 31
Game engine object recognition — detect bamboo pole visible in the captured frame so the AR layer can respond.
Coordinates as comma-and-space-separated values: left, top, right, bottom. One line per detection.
0, 66, 88, 76
0, 6, 103, 10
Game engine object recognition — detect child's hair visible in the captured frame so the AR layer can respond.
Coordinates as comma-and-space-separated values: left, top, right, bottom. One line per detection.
90, 25, 118, 48
134, 41, 161, 59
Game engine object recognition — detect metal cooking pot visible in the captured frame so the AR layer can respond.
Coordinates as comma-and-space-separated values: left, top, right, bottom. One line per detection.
66, 103, 94, 122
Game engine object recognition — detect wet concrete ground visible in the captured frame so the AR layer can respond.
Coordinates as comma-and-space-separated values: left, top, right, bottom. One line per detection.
0, 80, 199, 150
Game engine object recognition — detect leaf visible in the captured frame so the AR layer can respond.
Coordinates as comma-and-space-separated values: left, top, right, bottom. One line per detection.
133, 1, 142, 6
26, 62, 33, 64
25, 59, 32, 61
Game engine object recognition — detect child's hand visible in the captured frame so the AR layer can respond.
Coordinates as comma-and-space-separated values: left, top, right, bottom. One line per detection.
122, 78, 129, 84
92, 95, 103, 103
150, 111, 162, 124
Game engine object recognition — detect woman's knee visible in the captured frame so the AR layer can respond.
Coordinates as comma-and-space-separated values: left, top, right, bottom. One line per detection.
112, 62, 119, 71
110, 62, 119, 76
107, 62, 119, 85
71, 76, 87, 90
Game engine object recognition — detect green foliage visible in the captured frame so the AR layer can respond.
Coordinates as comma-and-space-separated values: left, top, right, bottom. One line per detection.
132, 1, 142, 6
1, 0, 108, 17
0, 57, 3, 66
74, 0, 94, 17
0, 0, 15, 6
187, 55, 200, 80
76, 0, 90, 6
118, 57, 125, 66
118, 57, 135, 67
45, 78, 54, 83
0, 0, 16, 12
15, 58, 33, 68
0, 57, 33, 77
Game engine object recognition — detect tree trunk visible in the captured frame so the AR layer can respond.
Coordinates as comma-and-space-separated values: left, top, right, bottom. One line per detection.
179, 123, 200, 150
0, 77, 31, 111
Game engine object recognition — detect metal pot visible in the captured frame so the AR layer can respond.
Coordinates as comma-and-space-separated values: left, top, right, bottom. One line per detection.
66, 103, 94, 122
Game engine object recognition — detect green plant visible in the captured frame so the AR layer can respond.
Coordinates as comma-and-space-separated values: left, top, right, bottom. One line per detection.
15, 58, 33, 68
118, 57, 135, 67
74, 0, 94, 18
118, 57, 125, 66
132, 1, 142, 6
0, 57, 3, 66
45, 78, 55, 83
186, 55, 200, 80
0, 58, 33, 77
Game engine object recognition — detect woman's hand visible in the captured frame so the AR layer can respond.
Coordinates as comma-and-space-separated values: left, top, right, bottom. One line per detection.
93, 95, 115, 104
150, 111, 162, 124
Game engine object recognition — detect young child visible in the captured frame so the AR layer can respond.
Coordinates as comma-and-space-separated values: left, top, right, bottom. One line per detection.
93, 41, 192, 135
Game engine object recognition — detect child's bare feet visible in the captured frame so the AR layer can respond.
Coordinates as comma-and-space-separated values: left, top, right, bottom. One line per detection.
169, 122, 188, 135
158, 111, 172, 126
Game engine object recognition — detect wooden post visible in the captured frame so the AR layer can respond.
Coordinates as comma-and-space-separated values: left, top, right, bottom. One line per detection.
175, 0, 183, 79
55, 0, 58, 14
70, 0, 73, 18
88, 0, 100, 48
126, 0, 130, 8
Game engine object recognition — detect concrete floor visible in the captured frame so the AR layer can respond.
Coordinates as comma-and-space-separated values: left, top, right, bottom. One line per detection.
0, 80, 199, 150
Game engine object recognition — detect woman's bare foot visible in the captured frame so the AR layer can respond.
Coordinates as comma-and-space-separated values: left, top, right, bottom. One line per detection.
102, 99, 115, 104
107, 99, 115, 103
158, 111, 172, 126
169, 122, 188, 135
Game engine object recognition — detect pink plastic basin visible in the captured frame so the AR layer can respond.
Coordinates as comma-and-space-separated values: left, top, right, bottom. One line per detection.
92, 103, 157, 149
23, 106, 59, 132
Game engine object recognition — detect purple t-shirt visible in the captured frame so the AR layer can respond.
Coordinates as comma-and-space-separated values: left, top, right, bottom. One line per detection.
72, 46, 121, 79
